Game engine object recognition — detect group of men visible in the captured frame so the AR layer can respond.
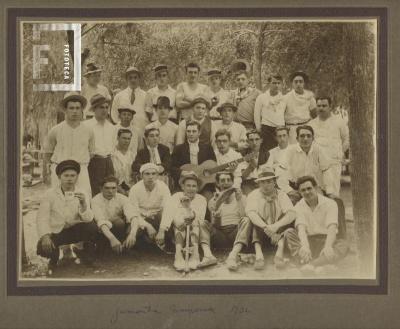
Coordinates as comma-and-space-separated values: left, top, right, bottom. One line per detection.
35, 61, 350, 275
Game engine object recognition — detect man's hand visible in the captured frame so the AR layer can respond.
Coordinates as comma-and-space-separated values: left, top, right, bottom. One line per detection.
41, 234, 55, 254
266, 223, 279, 234
234, 188, 243, 201
227, 161, 238, 171
145, 223, 157, 240
110, 237, 123, 254
74, 192, 87, 210
298, 245, 312, 263
155, 230, 165, 246
326, 193, 338, 199
122, 233, 136, 250
320, 246, 335, 261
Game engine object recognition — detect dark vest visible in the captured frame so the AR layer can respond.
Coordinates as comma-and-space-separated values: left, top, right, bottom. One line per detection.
186, 117, 212, 145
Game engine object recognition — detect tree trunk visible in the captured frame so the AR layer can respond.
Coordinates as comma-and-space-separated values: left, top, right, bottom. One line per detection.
344, 23, 375, 276
253, 24, 267, 90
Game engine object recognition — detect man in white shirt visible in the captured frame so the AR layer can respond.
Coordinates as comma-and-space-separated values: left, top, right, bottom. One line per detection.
111, 66, 148, 139
283, 71, 317, 144
284, 176, 348, 270
85, 94, 116, 196
204, 68, 232, 120
309, 96, 350, 196
43, 92, 94, 197
92, 176, 139, 255
36, 160, 97, 274
156, 171, 206, 271
128, 163, 171, 245
111, 129, 135, 195
81, 63, 111, 120
211, 102, 247, 151
254, 74, 286, 151
145, 64, 177, 122
175, 62, 208, 121
145, 96, 178, 154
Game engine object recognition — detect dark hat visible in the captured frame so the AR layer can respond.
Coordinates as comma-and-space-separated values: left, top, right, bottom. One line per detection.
229, 59, 251, 74
191, 96, 210, 109
207, 68, 222, 77
154, 64, 168, 73
60, 92, 87, 109
153, 96, 173, 110
179, 171, 202, 187
90, 94, 111, 109
216, 102, 237, 113
246, 129, 261, 139
125, 66, 142, 77
290, 71, 309, 83
255, 170, 278, 182
55, 160, 81, 176
144, 126, 160, 136
117, 107, 136, 115
83, 62, 102, 77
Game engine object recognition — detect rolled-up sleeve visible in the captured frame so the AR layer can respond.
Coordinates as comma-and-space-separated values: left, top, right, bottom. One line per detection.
91, 196, 112, 229
121, 194, 139, 224
159, 195, 176, 231
325, 198, 339, 229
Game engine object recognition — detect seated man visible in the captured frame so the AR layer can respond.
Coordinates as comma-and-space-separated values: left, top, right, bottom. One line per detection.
198, 171, 252, 270
245, 170, 296, 270
111, 129, 136, 196
131, 127, 171, 182
284, 176, 349, 271
91, 176, 139, 254
156, 171, 206, 271
128, 163, 171, 245
204, 68, 232, 120
36, 160, 98, 274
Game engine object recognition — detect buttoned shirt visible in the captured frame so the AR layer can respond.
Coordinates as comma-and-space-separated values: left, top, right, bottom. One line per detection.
84, 118, 116, 156
111, 86, 148, 138
283, 89, 316, 124
309, 115, 350, 163
188, 141, 200, 165
145, 85, 177, 120
36, 187, 93, 237
81, 83, 111, 119
211, 120, 247, 150
148, 145, 162, 165
285, 143, 334, 194
43, 121, 95, 165
176, 82, 208, 120
232, 87, 261, 124
254, 90, 286, 130
215, 148, 245, 188
113, 122, 142, 159
295, 194, 338, 236
245, 189, 294, 224
145, 120, 178, 153
160, 192, 207, 231
176, 116, 207, 145
263, 145, 292, 192
204, 87, 232, 119
91, 192, 138, 229
111, 148, 135, 186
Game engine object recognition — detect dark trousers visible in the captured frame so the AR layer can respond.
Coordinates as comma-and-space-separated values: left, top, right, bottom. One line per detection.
252, 221, 294, 249
88, 156, 114, 197
261, 124, 277, 152
96, 218, 130, 253
37, 221, 98, 264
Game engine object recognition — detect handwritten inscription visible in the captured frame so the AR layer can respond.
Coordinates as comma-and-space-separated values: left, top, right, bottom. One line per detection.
171, 305, 216, 316
110, 305, 162, 324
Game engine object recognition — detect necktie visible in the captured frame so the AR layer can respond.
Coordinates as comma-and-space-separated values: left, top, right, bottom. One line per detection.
150, 148, 156, 164
130, 89, 135, 105
263, 192, 277, 225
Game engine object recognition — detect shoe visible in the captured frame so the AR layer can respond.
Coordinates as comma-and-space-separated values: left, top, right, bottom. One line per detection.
188, 255, 200, 270
174, 256, 185, 271
226, 256, 239, 271
254, 258, 265, 270
274, 256, 287, 269
198, 255, 218, 269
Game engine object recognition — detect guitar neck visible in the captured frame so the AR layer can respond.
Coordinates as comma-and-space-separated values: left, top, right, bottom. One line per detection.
208, 157, 247, 175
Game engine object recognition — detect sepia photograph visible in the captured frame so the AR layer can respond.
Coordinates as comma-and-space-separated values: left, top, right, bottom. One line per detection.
19, 18, 377, 283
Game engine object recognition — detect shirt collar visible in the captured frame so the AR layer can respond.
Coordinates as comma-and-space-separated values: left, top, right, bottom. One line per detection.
295, 143, 314, 154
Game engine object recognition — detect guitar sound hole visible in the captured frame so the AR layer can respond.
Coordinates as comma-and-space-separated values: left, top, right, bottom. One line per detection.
203, 169, 211, 177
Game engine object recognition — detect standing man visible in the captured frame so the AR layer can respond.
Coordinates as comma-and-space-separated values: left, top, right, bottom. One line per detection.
91, 176, 139, 254
128, 163, 171, 245
309, 96, 349, 196
111, 66, 148, 139
204, 68, 232, 120
111, 129, 135, 196
175, 62, 208, 121
81, 63, 111, 120
232, 70, 261, 129
283, 71, 317, 144
156, 171, 206, 271
211, 102, 248, 151
145, 64, 177, 123
284, 176, 348, 270
245, 170, 296, 270
170, 121, 216, 188
131, 127, 171, 179
36, 160, 98, 274
85, 94, 116, 196
254, 74, 286, 151
145, 96, 178, 154
198, 171, 252, 270
176, 97, 213, 146
43, 92, 94, 196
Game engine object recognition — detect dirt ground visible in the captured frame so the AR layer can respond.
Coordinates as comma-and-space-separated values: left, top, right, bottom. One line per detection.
21, 179, 361, 281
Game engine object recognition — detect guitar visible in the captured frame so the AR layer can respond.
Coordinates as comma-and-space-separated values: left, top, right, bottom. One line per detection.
180, 152, 257, 190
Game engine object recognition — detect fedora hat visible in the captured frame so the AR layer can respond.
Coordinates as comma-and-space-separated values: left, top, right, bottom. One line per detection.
60, 92, 87, 109
83, 62, 102, 77
191, 96, 210, 110
216, 102, 237, 113
117, 107, 136, 115
179, 171, 202, 187
255, 170, 278, 182
90, 94, 111, 109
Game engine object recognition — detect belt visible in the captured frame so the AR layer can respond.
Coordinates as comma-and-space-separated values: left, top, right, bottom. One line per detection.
286, 120, 310, 126
92, 154, 111, 159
